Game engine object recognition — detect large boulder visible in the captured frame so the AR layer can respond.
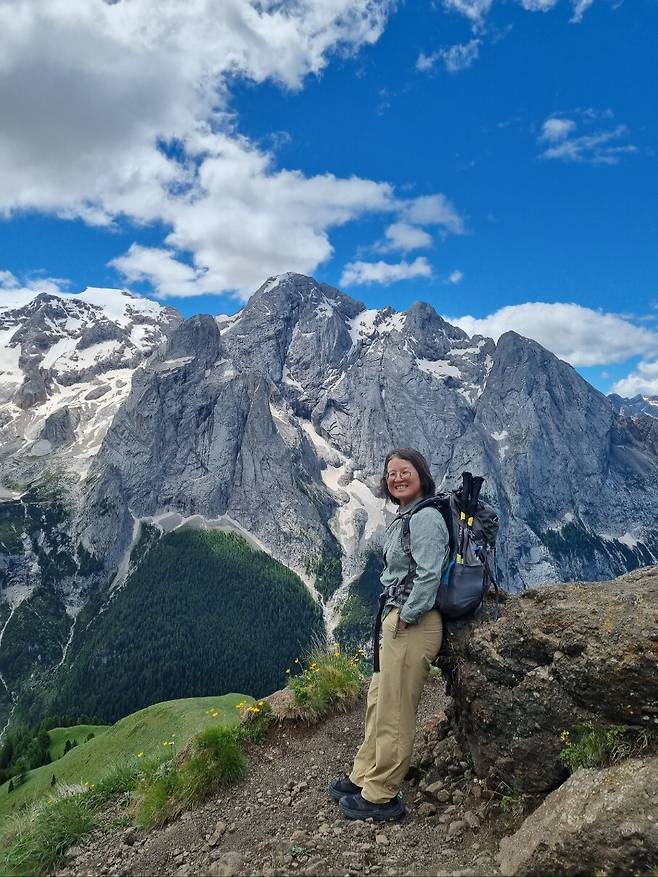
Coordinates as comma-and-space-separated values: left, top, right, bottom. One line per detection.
441, 565, 658, 793
498, 756, 658, 876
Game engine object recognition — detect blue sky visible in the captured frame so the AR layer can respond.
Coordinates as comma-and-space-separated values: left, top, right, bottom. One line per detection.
0, 0, 656, 395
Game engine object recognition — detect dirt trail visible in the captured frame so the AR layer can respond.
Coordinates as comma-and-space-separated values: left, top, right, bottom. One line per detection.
59, 677, 508, 877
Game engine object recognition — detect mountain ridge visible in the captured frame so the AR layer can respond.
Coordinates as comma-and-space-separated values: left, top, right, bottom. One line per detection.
2, 273, 658, 733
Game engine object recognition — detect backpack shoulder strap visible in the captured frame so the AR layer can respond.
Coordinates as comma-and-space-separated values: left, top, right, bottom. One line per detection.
400, 495, 455, 557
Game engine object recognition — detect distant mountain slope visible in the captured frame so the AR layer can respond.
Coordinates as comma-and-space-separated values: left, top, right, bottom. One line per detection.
608, 392, 658, 419
19, 527, 323, 726
0, 288, 180, 482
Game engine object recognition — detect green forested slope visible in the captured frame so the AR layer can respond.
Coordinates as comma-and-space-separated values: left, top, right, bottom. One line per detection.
335, 551, 383, 650
39, 528, 324, 723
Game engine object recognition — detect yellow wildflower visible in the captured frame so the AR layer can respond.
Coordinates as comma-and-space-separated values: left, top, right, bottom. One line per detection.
137, 751, 144, 758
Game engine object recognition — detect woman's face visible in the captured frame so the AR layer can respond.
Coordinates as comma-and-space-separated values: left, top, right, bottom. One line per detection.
385, 455, 423, 506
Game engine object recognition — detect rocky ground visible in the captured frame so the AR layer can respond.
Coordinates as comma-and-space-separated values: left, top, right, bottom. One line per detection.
56, 674, 519, 877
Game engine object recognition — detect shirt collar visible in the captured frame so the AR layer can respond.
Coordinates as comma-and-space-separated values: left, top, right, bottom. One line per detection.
395, 496, 425, 517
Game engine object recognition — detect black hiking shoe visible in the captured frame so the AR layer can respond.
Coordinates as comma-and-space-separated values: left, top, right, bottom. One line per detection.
329, 776, 362, 801
339, 792, 406, 822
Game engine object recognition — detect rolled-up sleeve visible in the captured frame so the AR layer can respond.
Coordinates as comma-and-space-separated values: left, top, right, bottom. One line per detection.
399, 508, 449, 624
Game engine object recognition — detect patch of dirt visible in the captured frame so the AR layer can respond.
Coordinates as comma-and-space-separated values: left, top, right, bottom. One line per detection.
58, 677, 518, 877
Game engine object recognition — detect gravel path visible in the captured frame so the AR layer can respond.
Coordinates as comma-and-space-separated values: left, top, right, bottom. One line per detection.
58, 676, 507, 877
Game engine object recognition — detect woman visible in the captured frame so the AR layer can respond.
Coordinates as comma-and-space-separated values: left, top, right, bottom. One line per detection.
329, 448, 449, 821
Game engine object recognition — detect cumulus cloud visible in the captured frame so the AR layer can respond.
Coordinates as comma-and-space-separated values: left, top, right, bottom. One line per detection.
340, 257, 432, 286
371, 194, 464, 259
538, 113, 637, 165
449, 270, 464, 284
401, 194, 465, 235
446, 302, 658, 367
612, 361, 658, 397
109, 134, 395, 298
381, 222, 433, 252
0, 0, 397, 297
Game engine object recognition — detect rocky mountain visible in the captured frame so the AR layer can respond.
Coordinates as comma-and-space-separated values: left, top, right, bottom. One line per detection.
608, 392, 658, 420
0, 288, 181, 483
2, 273, 658, 731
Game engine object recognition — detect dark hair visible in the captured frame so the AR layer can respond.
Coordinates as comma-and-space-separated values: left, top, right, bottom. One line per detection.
380, 448, 435, 505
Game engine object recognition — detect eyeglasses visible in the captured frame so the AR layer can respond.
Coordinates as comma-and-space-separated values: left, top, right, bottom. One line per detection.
385, 469, 414, 481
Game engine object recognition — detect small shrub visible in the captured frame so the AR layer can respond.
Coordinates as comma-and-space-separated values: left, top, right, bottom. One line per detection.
559, 723, 652, 773
177, 725, 247, 805
286, 643, 366, 721
237, 699, 274, 744
135, 725, 247, 828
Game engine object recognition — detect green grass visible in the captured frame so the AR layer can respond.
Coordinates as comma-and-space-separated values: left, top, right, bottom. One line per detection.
0, 693, 248, 822
48, 725, 109, 761
559, 722, 654, 773
0, 754, 168, 877
136, 725, 248, 829
2, 794, 96, 877
286, 643, 366, 721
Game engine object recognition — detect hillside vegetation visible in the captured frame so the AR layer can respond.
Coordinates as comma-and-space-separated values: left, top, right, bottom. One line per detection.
29, 527, 324, 724
0, 693, 246, 820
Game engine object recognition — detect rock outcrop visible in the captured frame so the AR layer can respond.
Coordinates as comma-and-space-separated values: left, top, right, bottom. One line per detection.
441, 565, 658, 793
498, 756, 658, 877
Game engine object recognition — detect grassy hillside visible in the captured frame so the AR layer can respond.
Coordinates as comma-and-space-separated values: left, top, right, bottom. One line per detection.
0, 693, 245, 821
29, 526, 324, 724
48, 725, 109, 761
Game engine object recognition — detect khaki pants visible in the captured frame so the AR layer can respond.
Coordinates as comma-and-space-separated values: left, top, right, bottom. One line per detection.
350, 607, 443, 804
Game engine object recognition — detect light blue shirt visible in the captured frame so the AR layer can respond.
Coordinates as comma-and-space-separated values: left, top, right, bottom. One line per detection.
380, 497, 450, 624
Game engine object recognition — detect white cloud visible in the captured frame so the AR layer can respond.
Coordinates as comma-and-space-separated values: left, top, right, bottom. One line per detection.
447, 302, 658, 367
570, 0, 595, 23
402, 195, 465, 235
442, 0, 494, 24
109, 136, 394, 299
443, 0, 596, 25
612, 361, 658, 397
540, 117, 577, 142
416, 52, 438, 72
341, 257, 432, 286
442, 40, 481, 74
0, 269, 72, 310
416, 39, 480, 74
449, 270, 464, 284
381, 222, 433, 252
538, 113, 637, 165
519, 0, 559, 10
0, 0, 396, 297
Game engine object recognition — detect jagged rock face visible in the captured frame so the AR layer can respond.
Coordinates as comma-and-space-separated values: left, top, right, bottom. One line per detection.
498, 756, 658, 877
440, 565, 658, 794
0, 288, 181, 479
81, 312, 334, 575
77, 272, 658, 591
